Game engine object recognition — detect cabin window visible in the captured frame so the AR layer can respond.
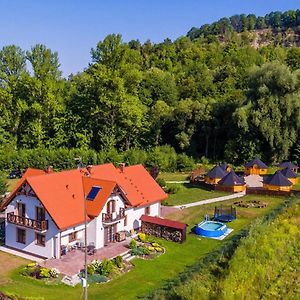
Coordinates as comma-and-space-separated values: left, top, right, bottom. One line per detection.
145, 206, 150, 215
16, 228, 26, 244
36, 233, 46, 246
69, 232, 77, 243
124, 215, 127, 226
36, 206, 45, 221
107, 200, 116, 214
17, 203, 26, 217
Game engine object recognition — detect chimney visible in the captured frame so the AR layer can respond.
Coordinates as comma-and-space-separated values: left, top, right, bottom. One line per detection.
86, 165, 93, 174
119, 163, 125, 172
46, 166, 54, 174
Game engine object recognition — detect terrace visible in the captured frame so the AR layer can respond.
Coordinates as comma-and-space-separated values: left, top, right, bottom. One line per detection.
42, 239, 130, 276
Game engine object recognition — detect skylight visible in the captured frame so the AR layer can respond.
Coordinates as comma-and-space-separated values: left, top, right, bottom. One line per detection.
86, 186, 101, 201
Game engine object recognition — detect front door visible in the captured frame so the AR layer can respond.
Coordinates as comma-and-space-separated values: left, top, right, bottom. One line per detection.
104, 224, 117, 245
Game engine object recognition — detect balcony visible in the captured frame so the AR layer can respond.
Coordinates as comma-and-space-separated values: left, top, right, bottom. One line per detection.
102, 208, 125, 225
7, 212, 48, 232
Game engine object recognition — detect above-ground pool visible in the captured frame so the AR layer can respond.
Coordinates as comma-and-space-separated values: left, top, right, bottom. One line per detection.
195, 221, 227, 238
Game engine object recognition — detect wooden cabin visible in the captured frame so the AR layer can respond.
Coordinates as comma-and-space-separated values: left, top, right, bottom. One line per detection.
277, 161, 298, 173
217, 170, 246, 193
205, 165, 227, 185
280, 167, 298, 185
220, 162, 231, 172
244, 158, 268, 175
263, 171, 293, 192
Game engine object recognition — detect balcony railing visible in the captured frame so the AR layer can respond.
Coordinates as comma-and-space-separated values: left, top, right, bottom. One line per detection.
102, 208, 125, 224
7, 212, 48, 232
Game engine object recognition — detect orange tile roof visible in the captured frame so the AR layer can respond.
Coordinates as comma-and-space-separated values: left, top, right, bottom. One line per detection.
82, 176, 117, 217
0, 168, 46, 211
3, 164, 167, 230
89, 164, 168, 207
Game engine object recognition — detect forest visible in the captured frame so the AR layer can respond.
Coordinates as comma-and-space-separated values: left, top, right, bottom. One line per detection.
1, 9, 300, 169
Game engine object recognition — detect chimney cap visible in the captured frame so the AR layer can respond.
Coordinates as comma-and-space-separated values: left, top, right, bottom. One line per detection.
119, 163, 126, 172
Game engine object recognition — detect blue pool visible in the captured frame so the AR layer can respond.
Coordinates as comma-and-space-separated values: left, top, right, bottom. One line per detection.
195, 221, 227, 238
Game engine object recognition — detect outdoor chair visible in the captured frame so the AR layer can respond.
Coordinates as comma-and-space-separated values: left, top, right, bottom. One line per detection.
87, 242, 96, 255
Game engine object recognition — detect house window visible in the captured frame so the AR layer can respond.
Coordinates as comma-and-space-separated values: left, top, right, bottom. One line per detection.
145, 206, 150, 215
69, 232, 77, 243
124, 215, 127, 226
17, 203, 26, 217
36, 206, 45, 221
107, 200, 116, 214
16, 228, 26, 244
36, 233, 45, 246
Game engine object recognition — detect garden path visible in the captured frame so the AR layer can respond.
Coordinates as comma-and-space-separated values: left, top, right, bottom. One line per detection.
173, 191, 246, 209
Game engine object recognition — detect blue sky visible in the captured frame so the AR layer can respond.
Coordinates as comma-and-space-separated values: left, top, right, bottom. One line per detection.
0, 0, 299, 76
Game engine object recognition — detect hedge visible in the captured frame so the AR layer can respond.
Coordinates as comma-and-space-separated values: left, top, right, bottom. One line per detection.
0, 145, 195, 173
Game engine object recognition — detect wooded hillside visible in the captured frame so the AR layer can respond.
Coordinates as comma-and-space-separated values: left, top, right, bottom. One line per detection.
1, 9, 300, 165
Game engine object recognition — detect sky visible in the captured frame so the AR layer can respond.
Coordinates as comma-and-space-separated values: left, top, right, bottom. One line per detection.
0, 0, 299, 76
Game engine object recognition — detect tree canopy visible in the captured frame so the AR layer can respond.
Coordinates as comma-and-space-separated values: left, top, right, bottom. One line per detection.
1, 9, 300, 165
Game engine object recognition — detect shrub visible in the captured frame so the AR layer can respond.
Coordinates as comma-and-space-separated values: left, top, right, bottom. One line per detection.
138, 232, 146, 242
87, 274, 108, 284
99, 259, 113, 277
156, 178, 166, 188
147, 145, 177, 172
39, 268, 51, 278
87, 264, 96, 275
113, 256, 123, 268
90, 259, 102, 273
49, 268, 59, 278
151, 242, 160, 247
155, 247, 163, 252
129, 239, 137, 249
131, 246, 145, 256
176, 154, 195, 171
142, 247, 151, 255
148, 246, 155, 252
166, 184, 180, 194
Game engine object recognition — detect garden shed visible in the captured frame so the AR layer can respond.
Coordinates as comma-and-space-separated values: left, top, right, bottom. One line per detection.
205, 165, 227, 185
263, 171, 293, 192
280, 167, 298, 185
140, 215, 187, 243
244, 158, 268, 175
216, 169, 246, 192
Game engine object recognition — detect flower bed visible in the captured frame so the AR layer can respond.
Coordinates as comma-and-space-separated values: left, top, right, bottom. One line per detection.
80, 255, 132, 284
129, 233, 165, 259
20, 263, 60, 283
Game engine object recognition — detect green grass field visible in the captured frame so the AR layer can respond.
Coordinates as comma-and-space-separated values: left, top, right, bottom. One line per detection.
0, 194, 287, 300
163, 183, 229, 206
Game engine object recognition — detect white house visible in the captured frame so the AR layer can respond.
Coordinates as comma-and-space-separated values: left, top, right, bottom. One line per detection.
2, 163, 167, 259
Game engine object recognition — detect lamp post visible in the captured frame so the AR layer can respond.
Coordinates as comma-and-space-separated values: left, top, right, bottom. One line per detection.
84, 190, 88, 300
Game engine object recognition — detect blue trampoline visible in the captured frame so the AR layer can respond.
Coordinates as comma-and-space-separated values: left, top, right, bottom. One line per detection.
214, 205, 236, 222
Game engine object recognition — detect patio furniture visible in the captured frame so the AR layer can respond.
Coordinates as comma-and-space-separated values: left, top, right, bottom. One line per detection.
61, 245, 67, 256
87, 242, 96, 255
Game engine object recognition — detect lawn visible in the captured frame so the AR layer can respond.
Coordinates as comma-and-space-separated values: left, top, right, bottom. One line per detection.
158, 172, 191, 181
6, 178, 19, 192
0, 194, 287, 300
163, 183, 229, 206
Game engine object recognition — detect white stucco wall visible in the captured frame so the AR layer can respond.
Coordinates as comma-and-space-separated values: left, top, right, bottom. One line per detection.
60, 224, 85, 246
5, 194, 59, 259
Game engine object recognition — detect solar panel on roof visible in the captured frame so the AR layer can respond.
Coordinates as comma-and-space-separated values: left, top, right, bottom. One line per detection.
86, 186, 101, 201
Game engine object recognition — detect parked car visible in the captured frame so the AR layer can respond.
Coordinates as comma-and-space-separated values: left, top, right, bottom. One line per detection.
8, 168, 22, 179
